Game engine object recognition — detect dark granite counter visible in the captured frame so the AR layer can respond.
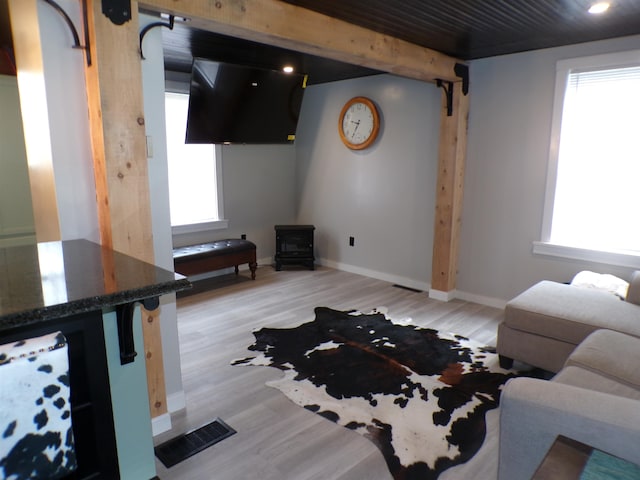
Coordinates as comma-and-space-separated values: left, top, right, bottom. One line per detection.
0, 239, 191, 331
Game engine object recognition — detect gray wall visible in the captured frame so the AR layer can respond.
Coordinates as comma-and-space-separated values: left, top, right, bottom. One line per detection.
295, 74, 441, 290
458, 34, 640, 304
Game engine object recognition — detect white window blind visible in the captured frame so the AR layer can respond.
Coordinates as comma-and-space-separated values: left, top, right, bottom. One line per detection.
548, 63, 640, 254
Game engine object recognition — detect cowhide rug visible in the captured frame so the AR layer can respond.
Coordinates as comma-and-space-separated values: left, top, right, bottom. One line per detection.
232, 307, 526, 480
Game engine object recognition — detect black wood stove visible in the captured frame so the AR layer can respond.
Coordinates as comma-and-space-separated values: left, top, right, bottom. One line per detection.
274, 225, 315, 270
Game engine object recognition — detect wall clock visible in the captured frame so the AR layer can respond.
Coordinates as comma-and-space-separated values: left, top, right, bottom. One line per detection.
338, 96, 380, 150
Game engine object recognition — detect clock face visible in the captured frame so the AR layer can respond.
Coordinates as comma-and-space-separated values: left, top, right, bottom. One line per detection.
338, 97, 380, 150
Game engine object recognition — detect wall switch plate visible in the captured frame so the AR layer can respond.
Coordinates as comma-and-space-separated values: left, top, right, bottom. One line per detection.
146, 135, 153, 158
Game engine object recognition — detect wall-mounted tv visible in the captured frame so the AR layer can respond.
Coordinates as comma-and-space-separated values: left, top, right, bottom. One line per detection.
185, 58, 306, 144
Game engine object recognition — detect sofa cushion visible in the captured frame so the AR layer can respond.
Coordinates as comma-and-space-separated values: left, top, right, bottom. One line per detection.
554, 366, 640, 401
504, 281, 640, 345
564, 329, 640, 390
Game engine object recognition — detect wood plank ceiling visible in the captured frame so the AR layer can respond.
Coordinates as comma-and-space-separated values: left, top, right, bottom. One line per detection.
156, 0, 640, 84
280, 0, 640, 60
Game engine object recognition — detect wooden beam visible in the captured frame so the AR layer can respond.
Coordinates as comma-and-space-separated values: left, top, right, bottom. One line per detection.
140, 0, 462, 83
8, 0, 61, 242
84, 0, 167, 419
431, 82, 469, 298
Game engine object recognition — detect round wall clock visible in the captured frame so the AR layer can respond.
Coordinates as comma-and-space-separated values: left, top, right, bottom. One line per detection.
338, 96, 380, 150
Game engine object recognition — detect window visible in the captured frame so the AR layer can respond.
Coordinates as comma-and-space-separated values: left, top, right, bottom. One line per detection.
164, 92, 226, 233
535, 51, 640, 268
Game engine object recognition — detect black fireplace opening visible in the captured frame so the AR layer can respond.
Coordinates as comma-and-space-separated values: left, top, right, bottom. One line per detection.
274, 225, 315, 271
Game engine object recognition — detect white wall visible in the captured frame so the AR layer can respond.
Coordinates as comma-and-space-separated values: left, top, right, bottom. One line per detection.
0, 75, 35, 246
295, 74, 441, 290
38, 0, 99, 242
4, 1, 98, 243
458, 34, 640, 304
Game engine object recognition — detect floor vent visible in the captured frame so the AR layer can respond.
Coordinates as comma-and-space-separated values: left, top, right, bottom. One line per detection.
154, 418, 236, 468
393, 284, 423, 293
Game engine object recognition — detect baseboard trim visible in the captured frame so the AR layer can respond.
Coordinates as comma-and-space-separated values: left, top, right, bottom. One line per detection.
315, 258, 508, 309
455, 290, 507, 309
428, 289, 457, 302
317, 258, 430, 292
167, 390, 186, 413
152, 412, 172, 436
150, 391, 186, 437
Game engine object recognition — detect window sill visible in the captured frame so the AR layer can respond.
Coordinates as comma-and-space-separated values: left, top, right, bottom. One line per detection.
171, 219, 229, 236
532, 241, 640, 269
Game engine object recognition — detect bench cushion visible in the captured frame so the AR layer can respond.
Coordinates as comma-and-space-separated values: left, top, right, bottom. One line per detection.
173, 239, 257, 279
173, 239, 256, 260
504, 281, 640, 345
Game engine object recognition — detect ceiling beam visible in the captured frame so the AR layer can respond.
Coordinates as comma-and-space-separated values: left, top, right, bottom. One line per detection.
139, 0, 462, 83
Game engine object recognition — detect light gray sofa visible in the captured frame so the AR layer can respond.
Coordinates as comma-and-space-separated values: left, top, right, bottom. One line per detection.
497, 270, 640, 372
498, 328, 640, 479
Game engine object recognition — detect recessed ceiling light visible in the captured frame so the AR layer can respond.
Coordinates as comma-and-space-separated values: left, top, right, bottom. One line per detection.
283, 66, 294, 74
588, 2, 610, 14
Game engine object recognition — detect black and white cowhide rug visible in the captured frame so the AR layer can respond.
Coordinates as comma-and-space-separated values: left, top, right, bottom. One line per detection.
232, 307, 524, 480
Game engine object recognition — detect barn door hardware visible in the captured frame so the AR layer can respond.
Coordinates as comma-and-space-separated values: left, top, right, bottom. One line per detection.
41, 0, 91, 66
436, 62, 469, 116
115, 296, 159, 365
139, 15, 175, 60
102, 0, 131, 25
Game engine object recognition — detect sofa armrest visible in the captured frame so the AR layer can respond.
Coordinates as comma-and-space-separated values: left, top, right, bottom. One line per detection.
498, 377, 640, 480
626, 270, 640, 305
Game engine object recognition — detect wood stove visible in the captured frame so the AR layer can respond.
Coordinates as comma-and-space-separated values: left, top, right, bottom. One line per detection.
274, 225, 315, 270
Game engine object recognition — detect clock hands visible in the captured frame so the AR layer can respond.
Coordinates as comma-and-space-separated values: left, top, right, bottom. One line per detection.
350, 119, 360, 139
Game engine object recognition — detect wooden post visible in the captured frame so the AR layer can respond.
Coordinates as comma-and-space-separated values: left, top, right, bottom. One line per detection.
430, 82, 469, 300
84, 0, 167, 420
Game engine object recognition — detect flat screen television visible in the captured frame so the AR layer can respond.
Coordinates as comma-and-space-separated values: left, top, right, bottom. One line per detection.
185, 58, 306, 144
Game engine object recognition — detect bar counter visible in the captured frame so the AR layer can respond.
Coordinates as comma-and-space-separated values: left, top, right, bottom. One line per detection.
0, 239, 191, 480
0, 239, 190, 329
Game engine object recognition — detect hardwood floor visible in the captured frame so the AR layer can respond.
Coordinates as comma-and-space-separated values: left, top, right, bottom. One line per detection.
154, 266, 505, 479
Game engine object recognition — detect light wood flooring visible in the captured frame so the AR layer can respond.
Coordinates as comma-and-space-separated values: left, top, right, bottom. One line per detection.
154, 266, 505, 479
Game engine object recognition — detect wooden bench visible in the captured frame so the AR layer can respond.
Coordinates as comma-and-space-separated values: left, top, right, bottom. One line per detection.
173, 239, 257, 280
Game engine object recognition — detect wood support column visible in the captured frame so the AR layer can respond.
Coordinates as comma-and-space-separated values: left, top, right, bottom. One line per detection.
84, 0, 167, 419
431, 82, 469, 300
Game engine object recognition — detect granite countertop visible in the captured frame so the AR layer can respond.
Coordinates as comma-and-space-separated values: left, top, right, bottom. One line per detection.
0, 239, 191, 331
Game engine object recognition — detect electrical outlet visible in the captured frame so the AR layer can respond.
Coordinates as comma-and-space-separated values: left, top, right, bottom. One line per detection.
349, 236, 355, 246
241, 234, 247, 240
